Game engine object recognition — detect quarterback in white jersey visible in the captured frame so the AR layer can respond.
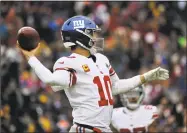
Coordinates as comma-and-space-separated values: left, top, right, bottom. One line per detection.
111, 85, 158, 132
18, 16, 168, 132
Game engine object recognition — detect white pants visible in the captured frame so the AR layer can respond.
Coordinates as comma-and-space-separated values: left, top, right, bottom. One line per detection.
69, 124, 93, 133
69, 124, 112, 133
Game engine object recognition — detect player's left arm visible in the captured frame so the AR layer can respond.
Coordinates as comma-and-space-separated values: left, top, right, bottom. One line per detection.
109, 65, 169, 95
109, 67, 143, 95
100, 54, 143, 95
17, 44, 74, 91
97, 53, 169, 95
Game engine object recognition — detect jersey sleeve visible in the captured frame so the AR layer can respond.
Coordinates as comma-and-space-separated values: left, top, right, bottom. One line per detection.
28, 56, 76, 92
143, 105, 158, 125
95, 53, 120, 85
108, 65, 120, 86
98, 54, 118, 78
151, 106, 159, 120
52, 57, 77, 89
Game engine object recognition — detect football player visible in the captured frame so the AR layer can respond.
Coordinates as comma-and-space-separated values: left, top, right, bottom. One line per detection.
111, 85, 158, 133
18, 16, 168, 132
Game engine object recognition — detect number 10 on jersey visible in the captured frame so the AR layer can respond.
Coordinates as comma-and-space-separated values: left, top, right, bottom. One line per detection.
93, 75, 114, 107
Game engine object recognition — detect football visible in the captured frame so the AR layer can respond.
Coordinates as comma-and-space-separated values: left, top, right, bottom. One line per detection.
17, 27, 40, 51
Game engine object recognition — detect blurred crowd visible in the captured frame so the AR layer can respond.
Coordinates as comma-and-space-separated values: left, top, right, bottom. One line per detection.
0, 1, 186, 133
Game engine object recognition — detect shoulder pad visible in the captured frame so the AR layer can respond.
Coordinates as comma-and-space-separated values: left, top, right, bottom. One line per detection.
112, 107, 123, 118
142, 105, 158, 119
95, 53, 110, 67
95, 53, 108, 60
53, 57, 74, 72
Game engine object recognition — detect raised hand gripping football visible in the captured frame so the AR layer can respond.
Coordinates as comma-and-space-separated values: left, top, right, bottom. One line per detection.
17, 27, 41, 60
17, 41, 40, 60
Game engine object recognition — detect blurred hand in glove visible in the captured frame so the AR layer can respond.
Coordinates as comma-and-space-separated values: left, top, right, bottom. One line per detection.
140, 67, 169, 83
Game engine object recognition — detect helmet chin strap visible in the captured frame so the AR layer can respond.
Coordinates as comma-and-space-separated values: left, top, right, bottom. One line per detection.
90, 47, 97, 54
76, 41, 97, 54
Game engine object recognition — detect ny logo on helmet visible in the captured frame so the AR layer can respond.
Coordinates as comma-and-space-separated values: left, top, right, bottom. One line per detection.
73, 20, 85, 29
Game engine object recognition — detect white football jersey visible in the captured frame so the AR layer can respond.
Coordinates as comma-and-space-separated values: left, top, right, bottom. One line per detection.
53, 53, 117, 130
111, 105, 158, 132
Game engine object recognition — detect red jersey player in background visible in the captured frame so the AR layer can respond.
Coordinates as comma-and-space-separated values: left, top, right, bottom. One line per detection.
111, 85, 158, 133
18, 16, 169, 132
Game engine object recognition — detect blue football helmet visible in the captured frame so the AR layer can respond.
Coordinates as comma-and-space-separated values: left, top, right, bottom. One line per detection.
61, 16, 104, 53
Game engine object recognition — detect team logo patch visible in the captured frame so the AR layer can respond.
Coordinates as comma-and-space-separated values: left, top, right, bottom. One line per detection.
73, 20, 85, 29
82, 64, 90, 72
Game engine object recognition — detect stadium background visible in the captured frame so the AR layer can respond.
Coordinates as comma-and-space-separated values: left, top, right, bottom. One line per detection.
0, 1, 186, 132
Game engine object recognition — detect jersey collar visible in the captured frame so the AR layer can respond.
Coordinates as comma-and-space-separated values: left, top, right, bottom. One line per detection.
71, 53, 89, 59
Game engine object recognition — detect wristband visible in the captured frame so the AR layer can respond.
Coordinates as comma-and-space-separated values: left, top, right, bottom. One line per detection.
140, 75, 146, 84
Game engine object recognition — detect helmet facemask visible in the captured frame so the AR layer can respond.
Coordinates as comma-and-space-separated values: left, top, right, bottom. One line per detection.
120, 85, 145, 110
75, 28, 104, 54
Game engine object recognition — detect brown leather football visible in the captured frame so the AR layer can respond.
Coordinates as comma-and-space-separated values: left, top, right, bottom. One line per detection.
17, 27, 40, 51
